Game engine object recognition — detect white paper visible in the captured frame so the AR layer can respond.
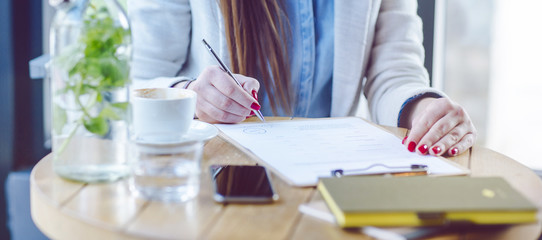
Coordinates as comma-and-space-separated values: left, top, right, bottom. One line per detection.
216, 118, 466, 186
298, 200, 436, 240
298, 201, 336, 224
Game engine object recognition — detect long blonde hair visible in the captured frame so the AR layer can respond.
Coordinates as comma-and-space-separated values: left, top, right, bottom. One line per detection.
219, 0, 292, 115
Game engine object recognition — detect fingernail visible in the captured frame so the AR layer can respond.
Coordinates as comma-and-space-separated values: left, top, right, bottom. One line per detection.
408, 141, 416, 152
402, 136, 407, 144
432, 146, 441, 155
450, 147, 459, 156
251, 102, 261, 111
252, 90, 258, 101
246, 110, 256, 119
418, 144, 428, 154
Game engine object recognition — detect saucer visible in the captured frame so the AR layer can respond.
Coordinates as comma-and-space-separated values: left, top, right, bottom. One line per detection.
134, 120, 218, 144
186, 120, 219, 142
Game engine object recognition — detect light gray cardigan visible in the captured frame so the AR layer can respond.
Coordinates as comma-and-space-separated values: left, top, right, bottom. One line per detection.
128, 0, 445, 126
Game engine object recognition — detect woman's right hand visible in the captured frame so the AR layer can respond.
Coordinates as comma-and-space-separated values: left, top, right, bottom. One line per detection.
184, 66, 261, 124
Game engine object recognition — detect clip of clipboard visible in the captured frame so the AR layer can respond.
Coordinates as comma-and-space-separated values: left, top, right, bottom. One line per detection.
330, 164, 429, 178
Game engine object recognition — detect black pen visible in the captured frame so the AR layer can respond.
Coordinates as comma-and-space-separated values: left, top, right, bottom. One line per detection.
202, 39, 265, 122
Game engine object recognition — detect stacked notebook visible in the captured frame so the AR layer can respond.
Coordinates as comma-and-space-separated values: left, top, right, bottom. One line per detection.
317, 176, 537, 227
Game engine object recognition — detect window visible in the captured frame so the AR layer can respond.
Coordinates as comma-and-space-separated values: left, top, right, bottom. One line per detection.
438, 0, 542, 169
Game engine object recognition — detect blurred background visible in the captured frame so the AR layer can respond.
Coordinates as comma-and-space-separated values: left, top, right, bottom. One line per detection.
439, 0, 542, 170
0, 0, 540, 239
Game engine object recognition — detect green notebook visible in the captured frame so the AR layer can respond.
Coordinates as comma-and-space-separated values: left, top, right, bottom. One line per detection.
317, 176, 538, 227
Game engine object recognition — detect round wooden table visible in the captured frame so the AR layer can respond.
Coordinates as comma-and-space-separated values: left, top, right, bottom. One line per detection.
31, 117, 542, 239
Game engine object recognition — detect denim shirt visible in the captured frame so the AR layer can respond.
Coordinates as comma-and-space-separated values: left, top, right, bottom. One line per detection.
259, 0, 334, 118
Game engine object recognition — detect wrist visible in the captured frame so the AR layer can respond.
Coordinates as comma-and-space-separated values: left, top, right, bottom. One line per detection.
398, 93, 441, 128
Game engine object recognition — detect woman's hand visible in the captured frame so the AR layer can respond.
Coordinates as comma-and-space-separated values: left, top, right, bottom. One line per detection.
182, 66, 261, 124
403, 97, 477, 156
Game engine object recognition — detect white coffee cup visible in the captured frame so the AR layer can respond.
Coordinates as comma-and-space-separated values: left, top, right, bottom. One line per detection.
132, 88, 197, 143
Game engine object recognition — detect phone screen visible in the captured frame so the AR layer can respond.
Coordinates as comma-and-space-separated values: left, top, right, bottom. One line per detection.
210, 165, 278, 203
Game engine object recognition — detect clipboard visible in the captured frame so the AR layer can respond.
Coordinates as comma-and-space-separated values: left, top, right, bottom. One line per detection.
216, 117, 469, 187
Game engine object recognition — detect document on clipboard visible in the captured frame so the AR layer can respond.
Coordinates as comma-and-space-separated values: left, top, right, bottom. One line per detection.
215, 117, 468, 187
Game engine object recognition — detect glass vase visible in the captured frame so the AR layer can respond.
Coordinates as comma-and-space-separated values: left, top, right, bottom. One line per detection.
49, 0, 132, 182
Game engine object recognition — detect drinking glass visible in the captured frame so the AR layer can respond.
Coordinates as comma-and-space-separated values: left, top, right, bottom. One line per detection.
130, 140, 202, 202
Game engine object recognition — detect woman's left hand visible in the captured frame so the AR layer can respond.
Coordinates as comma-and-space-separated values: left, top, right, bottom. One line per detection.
402, 97, 477, 156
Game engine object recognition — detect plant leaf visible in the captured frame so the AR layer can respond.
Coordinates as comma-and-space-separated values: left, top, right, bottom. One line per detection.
111, 102, 129, 110
101, 102, 130, 121
83, 115, 109, 136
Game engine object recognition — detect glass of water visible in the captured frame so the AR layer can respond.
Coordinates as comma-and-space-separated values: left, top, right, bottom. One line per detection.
130, 140, 202, 202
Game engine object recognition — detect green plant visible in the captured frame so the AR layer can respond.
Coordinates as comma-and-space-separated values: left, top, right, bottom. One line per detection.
53, 5, 130, 153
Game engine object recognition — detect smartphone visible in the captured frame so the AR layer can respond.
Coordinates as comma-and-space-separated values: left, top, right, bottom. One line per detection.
210, 165, 279, 203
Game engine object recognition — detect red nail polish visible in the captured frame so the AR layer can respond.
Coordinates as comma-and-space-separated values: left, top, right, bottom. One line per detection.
252, 90, 258, 101
251, 102, 261, 111
418, 144, 428, 154
450, 147, 459, 156
402, 136, 407, 144
432, 146, 441, 155
246, 111, 254, 119
408, 141, 416, 152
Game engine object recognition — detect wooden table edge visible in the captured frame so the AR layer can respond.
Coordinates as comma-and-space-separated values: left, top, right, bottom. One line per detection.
30, 156, 146, 240
29, 117, 542, 239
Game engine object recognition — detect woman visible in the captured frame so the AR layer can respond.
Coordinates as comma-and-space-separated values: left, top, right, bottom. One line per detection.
128, 0, 476, 156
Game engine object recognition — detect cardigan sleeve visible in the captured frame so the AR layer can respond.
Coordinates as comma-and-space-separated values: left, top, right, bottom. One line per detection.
128, 0, 192, 88
363, 0, 446, 127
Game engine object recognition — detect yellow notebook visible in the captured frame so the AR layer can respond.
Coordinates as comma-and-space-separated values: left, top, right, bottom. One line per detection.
317, 176, 538, 227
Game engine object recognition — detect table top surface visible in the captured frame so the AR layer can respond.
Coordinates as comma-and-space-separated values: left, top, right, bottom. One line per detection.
31, 117, 542, 240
